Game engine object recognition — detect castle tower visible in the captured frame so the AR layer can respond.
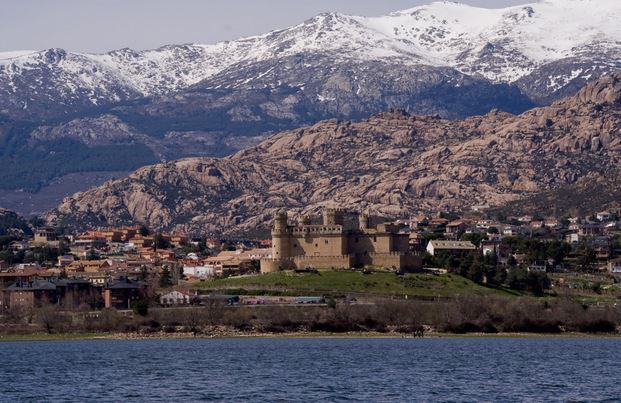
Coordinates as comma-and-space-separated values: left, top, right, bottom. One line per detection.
299, 214, 312, 226
323, 209, 337, 225
359, 213, 370, 230
272, 211, 291, 259
273, 211, 288, 233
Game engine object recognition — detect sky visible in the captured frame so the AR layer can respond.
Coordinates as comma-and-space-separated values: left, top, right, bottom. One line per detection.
0, 0, 533, 53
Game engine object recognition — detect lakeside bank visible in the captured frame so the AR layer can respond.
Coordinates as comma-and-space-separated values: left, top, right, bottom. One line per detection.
3, 328, 621, 342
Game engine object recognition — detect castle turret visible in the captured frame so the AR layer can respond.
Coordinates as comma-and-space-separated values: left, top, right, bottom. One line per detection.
323, 209, 336, 225
272, 211, 291, 260
359, 213, 370, 230
299, 214, 312, 226
273, 211, 288, 233
323, 208, 346, 226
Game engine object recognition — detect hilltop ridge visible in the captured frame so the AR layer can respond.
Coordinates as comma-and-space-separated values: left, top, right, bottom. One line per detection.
1, 0, 620, 196
43, 74, 621, 233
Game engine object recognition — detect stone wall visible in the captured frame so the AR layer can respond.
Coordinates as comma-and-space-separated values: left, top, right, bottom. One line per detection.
367, 253, 422, 272
294, 255, 353, 270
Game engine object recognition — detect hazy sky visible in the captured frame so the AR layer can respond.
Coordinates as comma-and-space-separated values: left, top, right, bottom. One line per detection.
0, 0, 533, 53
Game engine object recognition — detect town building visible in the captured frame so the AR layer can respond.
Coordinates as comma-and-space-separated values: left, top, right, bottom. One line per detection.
527, 261, 548, 273
33, 228, 59, 246
103, 278, 145, 309
426, 240, 477, 256
260, 209, 421, 273
481, 240, 501, 256
1, 277, 103, 310
607, 258, 621, 274
160, 290, 192, 305
3, 279, 58, 309
445, 220, 469, 238
183, 263, 217, 279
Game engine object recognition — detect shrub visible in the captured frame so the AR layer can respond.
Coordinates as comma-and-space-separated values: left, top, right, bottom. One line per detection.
132, 301, 149, 316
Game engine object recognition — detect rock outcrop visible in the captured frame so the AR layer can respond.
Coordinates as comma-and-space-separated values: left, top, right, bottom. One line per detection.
0, 208, 31, 236
44, 74, 621, 234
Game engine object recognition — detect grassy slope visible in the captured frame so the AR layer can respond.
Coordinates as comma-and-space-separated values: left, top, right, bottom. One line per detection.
192, 271, 518, 298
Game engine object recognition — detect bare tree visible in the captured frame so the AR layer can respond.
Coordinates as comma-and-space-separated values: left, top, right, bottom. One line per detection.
36, 304, 66, 334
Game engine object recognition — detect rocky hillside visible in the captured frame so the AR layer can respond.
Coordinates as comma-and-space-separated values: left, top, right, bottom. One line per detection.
0, 209, 31, 236
1, 1, 620, 192
44, 74, 621, 234
490, 169, 621, 219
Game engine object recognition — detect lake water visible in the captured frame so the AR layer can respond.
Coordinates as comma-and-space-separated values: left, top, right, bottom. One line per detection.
1, 337, 620, 402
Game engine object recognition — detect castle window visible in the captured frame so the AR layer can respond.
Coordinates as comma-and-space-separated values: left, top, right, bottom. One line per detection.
294, 244, 298, 248
315, 243, 318, 247
374, 236, 377, 242
325, 240, 329, 245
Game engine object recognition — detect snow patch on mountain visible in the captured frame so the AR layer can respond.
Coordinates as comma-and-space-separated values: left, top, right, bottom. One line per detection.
0, 0, 620, 112
0, 50, 38, 66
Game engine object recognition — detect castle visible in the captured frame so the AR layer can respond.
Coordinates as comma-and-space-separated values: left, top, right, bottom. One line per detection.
260, 209, 421, 273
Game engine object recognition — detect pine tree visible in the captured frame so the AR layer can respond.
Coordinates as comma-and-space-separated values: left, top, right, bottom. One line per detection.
159, 266, 173, 288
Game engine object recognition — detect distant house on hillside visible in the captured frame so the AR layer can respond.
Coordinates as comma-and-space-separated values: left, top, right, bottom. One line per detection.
160, 290, 192, 306
527, 261, 548, 273
33, 227, 58, 246
445, 220, 469, 238
183, 264, 217, 279
103, 278, 145, 309
4, 279, 58, 309
426, 240, 476, 256
607, 258, 621, 274
597, 212, 612, 222
57, 255, 75, 268
8, 240, 28, 252
481, 240, 501, 257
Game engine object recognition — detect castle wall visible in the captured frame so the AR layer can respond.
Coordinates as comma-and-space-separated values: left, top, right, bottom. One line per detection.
346, 233, 395, 255
272, 234, 292, 259
294, 255, 353, 270
268, 209, 416, 273
289, 233, 346, 257
392, 235, 410, 252
260, 258, 295, 273
365, 253, 422, 272
260, 259, 281, 274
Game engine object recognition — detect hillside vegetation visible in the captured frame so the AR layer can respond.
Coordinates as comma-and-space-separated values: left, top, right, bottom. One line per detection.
192, 271, 517, 298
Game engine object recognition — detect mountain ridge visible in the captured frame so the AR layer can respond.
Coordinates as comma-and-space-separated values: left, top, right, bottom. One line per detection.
1, 0, 620, 119
1, 0, 620, 198
43, 73, 621, 234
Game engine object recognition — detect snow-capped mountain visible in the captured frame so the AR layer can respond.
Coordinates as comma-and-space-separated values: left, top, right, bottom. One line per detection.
1, 0, 620, 119
1, 0, 620, 205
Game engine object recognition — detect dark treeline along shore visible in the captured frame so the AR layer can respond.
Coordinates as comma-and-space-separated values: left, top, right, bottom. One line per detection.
2, 295, 620, 339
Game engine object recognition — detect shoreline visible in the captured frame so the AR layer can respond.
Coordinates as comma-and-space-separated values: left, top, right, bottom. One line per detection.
2, 330, 620, 342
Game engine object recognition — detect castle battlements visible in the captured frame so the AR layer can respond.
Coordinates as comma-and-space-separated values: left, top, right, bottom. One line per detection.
261, 208, 421, 273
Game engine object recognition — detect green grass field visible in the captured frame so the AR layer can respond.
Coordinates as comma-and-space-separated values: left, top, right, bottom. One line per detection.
192, 270, 519, 298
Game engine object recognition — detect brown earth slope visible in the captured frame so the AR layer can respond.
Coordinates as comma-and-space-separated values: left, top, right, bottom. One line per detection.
44, 74, 621, 234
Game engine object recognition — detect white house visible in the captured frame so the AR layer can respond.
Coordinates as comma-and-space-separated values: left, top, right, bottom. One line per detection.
597, 212, 612, 222
186, 252, 199, 261
502, 226, 519, 237
527, 261, 547, 273
565, 232, 580, 244
183, 264, 216, 279
607, 258, 621, 274
426, 240, 476, 256
481, 241, 500, 256
160, 290, 192, 305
